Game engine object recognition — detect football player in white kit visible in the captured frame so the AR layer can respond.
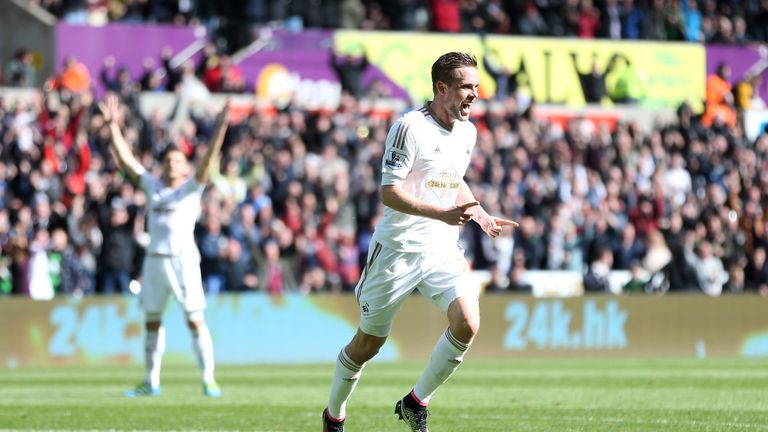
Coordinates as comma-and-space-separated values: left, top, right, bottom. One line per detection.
99, 94, 230, 398
322, 52, 518, 431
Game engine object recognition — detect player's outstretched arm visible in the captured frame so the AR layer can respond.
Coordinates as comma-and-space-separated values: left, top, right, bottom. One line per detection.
196, 100, 231, 183
98, 94, 145, 184
381, 184, 477, 226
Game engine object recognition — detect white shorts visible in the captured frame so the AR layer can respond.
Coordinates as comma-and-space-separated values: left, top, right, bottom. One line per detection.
355, 240, 478, 337
140, 253, 206, 315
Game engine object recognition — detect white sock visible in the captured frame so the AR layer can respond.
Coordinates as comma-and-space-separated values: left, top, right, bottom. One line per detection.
413, 328, 469, 405
191, 325, 216, 384
145, 326, 165, 388
327, 348, 365, 420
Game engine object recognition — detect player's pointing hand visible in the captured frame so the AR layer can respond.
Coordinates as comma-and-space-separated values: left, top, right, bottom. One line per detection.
486, 217, 518, 238
442, 201, 479, 226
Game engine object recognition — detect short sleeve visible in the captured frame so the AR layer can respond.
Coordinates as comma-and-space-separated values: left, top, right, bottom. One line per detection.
381, 117, 418, 186
139, 172, 159, 196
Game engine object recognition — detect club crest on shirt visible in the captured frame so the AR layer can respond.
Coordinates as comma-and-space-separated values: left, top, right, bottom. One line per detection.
385, 149, 407, 169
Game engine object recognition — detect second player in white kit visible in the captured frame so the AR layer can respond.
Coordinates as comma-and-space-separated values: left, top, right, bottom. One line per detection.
99, 94, 231, 398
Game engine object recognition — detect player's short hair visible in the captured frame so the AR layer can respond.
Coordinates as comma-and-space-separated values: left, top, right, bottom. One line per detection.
431, 52, 478, 94
159, 144, 188, 162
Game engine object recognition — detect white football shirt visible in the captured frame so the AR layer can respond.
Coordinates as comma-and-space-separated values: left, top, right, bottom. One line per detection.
140, 172, 205, 257
372, 104, 477, 252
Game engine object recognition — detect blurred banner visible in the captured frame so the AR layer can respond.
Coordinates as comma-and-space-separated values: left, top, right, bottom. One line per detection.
52, 24, 705, 110
2, 294, 767, 367
238, 29, 408, 107
55, 23, 204, 95
335, 31, 705, 108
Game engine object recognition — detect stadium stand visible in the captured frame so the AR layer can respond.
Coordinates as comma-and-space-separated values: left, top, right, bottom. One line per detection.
30, 0, 768, 44
1, 0, 767, 298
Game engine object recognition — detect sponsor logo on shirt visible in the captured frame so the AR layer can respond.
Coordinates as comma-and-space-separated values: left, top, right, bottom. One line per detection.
152, 207, 175, 214
426, 167, 461, 205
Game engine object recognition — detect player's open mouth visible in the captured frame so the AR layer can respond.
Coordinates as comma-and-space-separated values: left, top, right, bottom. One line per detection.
460, 102, 471, 114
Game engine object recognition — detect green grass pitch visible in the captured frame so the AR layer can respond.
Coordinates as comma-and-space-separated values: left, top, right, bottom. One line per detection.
1, 358, 767, 431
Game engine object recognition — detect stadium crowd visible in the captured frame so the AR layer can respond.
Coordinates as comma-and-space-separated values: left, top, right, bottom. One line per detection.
30, 0, 768, 44
1, 40, 768, 298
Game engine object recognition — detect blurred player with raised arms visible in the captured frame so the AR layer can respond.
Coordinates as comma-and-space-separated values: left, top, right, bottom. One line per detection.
322, 52, 518, 431
99, 94, 230, 398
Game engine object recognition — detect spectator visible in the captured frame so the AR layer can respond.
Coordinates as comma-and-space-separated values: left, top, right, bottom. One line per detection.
49, 227, 91, 296
735, 72, 767, 111
663, 152, 693, 208
702, 63, 737, 128
663, 0, 686, 41
745, 246, 768, 294
55, 56, 92, 94
340, 0, 366, 29
517, 3, 549, 36
583, 246, 613, 293
681, 0, 703, 41
26, 0, 768, 44
570, 53, 620, 104
5, 49, 36, 87
622, 261, 647, 293
483, 46, 519, 101
609, 56, 647, 104
330, 48, 369, 99
688, 240, 728, 296
28, 226, 54, 300
202, 55, 245, 93
95, 196, 136, 294
577, 0, 601, 38
196, 209, 229, 294
430, 0, 461, 32
613, 223, 646, 270
100, 56, 137, 97
222, 237, 259, 291
258, 239, 296, 294
622, 0, 646, 39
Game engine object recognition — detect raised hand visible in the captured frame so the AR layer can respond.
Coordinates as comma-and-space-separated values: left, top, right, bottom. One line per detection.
97, 93, 121, 124
217, 99, 232, 124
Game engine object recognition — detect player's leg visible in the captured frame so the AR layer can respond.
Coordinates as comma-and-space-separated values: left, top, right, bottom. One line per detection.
187, 311, 220, 397
324, 242, 418, 430
169, 254, 220, 396
412, 295, 478, 404
324, 329, 387, 428
396, 253, 478, 430
125, 257, 168, 397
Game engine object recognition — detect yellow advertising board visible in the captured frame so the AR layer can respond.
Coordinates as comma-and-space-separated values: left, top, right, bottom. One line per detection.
334, 31, 705, 109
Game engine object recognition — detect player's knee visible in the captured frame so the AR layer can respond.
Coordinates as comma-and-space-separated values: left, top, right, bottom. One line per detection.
350, 341, 381, 362
450, 312, 480, 343
145, 312, 162, 328
347, 334, 386, 363
460, 313, 480, 337
185, 310, 206, 329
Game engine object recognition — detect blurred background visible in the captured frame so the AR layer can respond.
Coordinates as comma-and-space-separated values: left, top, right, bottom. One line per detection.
1, 0, 768, 366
